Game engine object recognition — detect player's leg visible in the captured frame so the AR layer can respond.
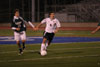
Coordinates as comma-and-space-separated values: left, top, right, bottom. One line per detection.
22, 40, 26, 50
45, 40, 50, 47
14, 32, 22, 55
41, 38, 47, 52
20, 31, 26, 50
45, 33, 55, 50
16, 40, 23, 55
91, 26, 100, 34
40, 32, 49, 52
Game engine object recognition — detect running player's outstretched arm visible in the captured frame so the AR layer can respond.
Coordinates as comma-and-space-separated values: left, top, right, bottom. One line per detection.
54, 27, 60, 33
54, 19, 61, 33
36, 23, 43, 30
91, 26, 100, 34
36, 19, 46, 30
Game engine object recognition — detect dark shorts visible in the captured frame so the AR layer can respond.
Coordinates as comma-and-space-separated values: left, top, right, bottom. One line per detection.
43, 32, 55, 42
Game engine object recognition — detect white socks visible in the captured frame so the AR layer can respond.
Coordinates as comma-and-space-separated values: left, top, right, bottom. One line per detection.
41, 43, 49, 52
41, 43, 46, 51
45, 43, 48, 50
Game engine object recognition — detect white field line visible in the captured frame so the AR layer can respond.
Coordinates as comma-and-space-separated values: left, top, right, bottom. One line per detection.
0, 47, 100, 54
57, 33, 74, 34
0, 54, 99, 62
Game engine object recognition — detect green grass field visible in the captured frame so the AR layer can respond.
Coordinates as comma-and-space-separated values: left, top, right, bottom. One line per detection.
0, 29, 100, 67
1, 29, 100, 37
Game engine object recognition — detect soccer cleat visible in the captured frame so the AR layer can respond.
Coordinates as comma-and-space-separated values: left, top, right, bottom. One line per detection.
18, 48, 23, 55
23, 46, 26, 50
18, 52, 23, 55
18, 51, 23, 55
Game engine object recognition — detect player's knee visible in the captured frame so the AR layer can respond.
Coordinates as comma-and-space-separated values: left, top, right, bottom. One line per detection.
42, 41, 46, 43
42, 40, 47, 43
16, 41, 20, 44
48, 41, 51, 45
22, 40, 26, 43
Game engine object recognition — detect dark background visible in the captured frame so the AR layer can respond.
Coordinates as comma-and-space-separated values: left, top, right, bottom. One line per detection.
0, 0, 100, 23
0, 0, 82, 22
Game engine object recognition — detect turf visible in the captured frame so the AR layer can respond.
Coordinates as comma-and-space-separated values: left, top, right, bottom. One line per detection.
0, 42, 100, 67
0, 29, 100, 67
0, 29, 100, 37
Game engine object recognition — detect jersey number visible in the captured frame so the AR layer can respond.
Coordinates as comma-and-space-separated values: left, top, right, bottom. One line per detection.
50, 24, 52, 27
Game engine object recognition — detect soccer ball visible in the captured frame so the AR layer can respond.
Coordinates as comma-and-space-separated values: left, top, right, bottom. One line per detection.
41, 50, 47, 56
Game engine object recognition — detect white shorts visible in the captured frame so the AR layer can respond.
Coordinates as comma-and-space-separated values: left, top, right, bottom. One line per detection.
14, 31, 26, 41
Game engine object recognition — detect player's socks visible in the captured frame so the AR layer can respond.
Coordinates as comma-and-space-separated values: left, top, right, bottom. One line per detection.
22, 42, 25, 50
45, 43, 48, 50
17, 43, 23, 55
41, 43, 46, 52
17, 43, 21, 48
18, 48, 23, 55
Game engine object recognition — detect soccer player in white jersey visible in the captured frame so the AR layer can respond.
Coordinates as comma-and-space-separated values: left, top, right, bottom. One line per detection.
36, 12, 61, 53
11, 9, 36, 55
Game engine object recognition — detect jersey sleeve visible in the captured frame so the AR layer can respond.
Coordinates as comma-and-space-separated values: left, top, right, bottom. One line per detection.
19, 17, 35, 28
28, 21, 35, 28
11, 19, 16, 30
11, 16, 21, 30
41, 18, 46, 24
19, 17, 27, 23
56, 19, 61, 28
13, 16, 21, 23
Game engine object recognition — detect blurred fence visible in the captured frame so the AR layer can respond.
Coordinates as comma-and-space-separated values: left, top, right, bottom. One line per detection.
0, 0, 100, 23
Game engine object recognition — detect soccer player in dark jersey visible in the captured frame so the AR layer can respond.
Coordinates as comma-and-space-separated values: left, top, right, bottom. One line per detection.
11, 9, 36, 55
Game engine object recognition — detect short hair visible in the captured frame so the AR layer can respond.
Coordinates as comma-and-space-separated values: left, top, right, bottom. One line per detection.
48, 12, 54, 17
14, 9, 19, 13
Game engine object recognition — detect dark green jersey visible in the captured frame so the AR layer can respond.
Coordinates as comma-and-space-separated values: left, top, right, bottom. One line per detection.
11, 16, 26, 32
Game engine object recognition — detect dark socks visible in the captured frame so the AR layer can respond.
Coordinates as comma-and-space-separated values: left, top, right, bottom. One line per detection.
22, 42, 25, 50
19, 48, 22, 53
17, 42, 23, 54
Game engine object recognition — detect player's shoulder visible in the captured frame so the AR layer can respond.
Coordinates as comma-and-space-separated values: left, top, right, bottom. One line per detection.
44, 18, 50, 20
14, 16, 18, 19
13, 16, 23, 19
53, 18, 59, 23
42, 18, 50, 22
19, 16, 23, 20
54, 18, 59, 21
13, 16, 18, 22
43, 18, 59, 21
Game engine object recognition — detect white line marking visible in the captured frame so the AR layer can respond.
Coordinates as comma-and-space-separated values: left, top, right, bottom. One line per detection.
57, 33, 74, 34
0, 47, 100, 54
0, 54, 99, 62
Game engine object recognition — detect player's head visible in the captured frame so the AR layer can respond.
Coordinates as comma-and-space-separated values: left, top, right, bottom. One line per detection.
14, 9, 20, 17
49, 12, 55, 19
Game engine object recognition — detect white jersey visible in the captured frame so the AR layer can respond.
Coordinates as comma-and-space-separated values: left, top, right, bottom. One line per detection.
41, 18, 61, 33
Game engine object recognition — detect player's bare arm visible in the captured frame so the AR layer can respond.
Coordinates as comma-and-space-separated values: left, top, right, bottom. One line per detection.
16, 28, 20, 31
91, 26, 100, 34
36, 23, 43, 30
12, 27, 20, 31
54, 27, 60, 33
